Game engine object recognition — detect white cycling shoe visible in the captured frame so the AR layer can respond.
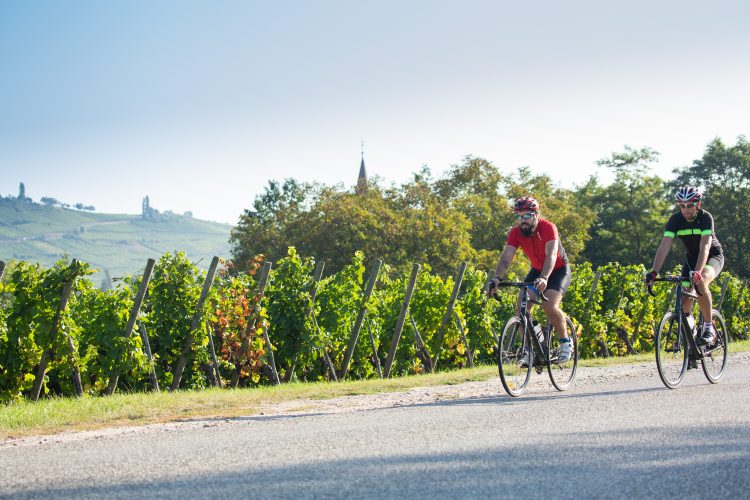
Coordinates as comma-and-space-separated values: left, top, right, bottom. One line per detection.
557, 339, 573, 363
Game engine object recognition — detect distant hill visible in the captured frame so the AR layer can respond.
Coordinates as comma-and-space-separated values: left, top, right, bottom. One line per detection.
0, 196, 232, 280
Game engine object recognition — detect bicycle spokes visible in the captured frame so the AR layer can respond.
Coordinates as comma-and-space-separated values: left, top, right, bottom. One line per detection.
655, 312, 688, 389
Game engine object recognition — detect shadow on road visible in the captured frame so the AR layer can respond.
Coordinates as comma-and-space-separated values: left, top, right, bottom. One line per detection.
8, 423, 749, 499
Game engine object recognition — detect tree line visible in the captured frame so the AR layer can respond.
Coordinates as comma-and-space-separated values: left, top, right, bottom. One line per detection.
230, 137, 750, 279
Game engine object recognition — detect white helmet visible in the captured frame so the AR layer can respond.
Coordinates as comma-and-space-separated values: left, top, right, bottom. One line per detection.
675, 185, 702, 202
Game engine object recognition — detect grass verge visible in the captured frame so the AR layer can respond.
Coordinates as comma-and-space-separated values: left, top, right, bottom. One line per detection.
2, 340, 748, 441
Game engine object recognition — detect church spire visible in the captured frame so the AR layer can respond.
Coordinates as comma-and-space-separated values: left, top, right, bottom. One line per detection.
356, 141, 367, 194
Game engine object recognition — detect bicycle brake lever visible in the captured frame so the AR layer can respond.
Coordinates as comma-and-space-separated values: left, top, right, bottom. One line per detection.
529, 286, 548, 302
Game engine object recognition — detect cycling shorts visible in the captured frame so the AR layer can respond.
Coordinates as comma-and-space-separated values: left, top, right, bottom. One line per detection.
524, 264, 572, 295
681, 254, 724, 278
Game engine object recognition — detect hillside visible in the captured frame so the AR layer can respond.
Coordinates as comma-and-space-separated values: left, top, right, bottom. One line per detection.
0, 197, 232, 280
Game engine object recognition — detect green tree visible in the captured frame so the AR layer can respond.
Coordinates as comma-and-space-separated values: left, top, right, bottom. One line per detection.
671, 136, 750, 277
286, 186, 404, 274
389, 168, 476, 276
230, 179, 319, 268
432, 156, 513, 271
579, 146, 672, 268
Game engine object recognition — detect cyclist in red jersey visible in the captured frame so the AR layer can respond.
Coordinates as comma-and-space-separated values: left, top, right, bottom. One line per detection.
488, 196, 573, 362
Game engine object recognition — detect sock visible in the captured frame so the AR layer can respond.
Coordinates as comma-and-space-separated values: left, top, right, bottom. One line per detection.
703, 322, 713, 332
559, 337, 571, 343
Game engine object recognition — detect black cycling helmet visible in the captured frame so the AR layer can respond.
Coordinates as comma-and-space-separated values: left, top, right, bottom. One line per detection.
675, 186, 702, 203
514, 196, 540, 213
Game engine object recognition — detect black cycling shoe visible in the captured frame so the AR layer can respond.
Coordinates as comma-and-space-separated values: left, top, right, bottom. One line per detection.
697, 328, 717, 346
688, 359, 698, 370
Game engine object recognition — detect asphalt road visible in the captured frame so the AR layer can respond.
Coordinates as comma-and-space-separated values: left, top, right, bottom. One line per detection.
2, 356, 749, 499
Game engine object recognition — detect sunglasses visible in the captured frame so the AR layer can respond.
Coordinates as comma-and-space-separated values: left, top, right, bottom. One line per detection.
678, 202, 697, 209
516, 212, 535, 220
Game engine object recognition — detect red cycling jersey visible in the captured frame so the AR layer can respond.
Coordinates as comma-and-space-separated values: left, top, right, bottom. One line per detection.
506, 218, 567, 271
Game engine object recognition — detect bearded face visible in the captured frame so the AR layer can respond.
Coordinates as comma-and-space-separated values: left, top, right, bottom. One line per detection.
516, 211, 538, 235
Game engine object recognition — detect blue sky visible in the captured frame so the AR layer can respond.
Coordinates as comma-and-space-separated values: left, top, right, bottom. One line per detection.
1, 0, 748, 224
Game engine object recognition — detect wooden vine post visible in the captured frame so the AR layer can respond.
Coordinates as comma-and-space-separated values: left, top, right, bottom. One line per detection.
716, 275, 730, 310
283, 261, 326, 382
307, 262, 339, 381
432, 262, 467, 371
339, 260, 382, 380
205, 319, 222, 388
366, 320, 383, 378
255, 262, 279, 385
587, 269, 609, 358
138, 321, 160, 391
31, 259, 81, 401
454, 311, 474, 367
408, 313, 433, 371
107, 258, 155, 395
171, 256, 220, 390
383, 264, 420, 378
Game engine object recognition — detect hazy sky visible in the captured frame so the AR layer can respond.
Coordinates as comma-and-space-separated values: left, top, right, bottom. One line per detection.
2, 1, 748, 224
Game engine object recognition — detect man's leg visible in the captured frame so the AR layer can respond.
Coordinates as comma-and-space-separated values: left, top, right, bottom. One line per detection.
540, 289, 568, 339
696, 261, 722, 345
695, 265, 716, 323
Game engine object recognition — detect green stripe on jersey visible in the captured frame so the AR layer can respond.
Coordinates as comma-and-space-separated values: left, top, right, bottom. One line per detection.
676, 229, 703, 236
701, 229, 713, 236
664, 231, 675, 238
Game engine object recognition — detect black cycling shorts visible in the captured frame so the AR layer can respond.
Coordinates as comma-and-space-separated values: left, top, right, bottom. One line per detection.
524, 265, 571, 295
681, 254, 724, 278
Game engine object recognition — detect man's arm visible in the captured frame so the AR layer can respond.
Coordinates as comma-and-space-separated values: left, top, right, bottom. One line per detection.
651, 236, 674, 273
488, 245, 517, 296
693, 235, 712, 274
494, 244, 517, 279
536, 240, 559, 292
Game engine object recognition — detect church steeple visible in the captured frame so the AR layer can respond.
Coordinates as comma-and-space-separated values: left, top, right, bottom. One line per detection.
356, 141, 367, 194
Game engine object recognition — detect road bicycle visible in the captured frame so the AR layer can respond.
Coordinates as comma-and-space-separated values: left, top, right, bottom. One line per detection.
647, 274, 728, 389
493, 281, 578, 397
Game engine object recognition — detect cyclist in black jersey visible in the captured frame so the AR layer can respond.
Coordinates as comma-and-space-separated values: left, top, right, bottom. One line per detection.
644, 186, 724, 345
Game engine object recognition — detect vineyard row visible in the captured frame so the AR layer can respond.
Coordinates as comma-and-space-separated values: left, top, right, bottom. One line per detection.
1, 249, 749, 403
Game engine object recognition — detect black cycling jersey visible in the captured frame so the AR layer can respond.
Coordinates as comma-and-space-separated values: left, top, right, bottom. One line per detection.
664, 209, 723, 267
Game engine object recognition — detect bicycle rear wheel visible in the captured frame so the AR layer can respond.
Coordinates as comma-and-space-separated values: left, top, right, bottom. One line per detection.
702, 310, 728, 383
498, 317, 531, 397
655, 311, 688, 389
547, 316, 578, 391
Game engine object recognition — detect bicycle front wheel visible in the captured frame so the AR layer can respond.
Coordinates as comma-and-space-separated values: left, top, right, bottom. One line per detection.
702, 310, 729, 383
655, 311, 688, 389
498, 317, 531, 397
547, 316, 578, 391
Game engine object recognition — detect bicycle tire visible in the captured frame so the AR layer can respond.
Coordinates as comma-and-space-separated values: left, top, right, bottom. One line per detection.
498, 316, 531, 397
701, 310, 728, 383
655, 311, 688, 389
547, 316, 578, 391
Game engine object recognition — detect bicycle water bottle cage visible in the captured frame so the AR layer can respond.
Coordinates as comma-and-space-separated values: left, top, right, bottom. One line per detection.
683, 312, 695, 331
532, 320, 544, 341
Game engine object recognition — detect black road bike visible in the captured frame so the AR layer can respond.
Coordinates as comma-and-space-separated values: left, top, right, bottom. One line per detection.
493, 281, 578, 397
648, 275, 728, 389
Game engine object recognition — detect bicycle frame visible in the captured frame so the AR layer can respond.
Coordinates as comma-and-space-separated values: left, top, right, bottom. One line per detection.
650, 276, 704, 361
647, 274, 730, 388
496, 282, 548, 368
